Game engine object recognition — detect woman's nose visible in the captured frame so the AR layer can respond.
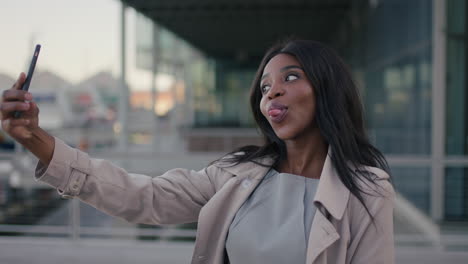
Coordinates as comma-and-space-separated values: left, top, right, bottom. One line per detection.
267, 84, 285, 99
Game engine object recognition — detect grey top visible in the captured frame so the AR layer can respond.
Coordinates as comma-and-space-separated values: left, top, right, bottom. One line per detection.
226, 169, 320, 264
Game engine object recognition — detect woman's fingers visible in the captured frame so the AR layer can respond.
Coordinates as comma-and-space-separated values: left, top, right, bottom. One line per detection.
2, 119, 32, 139
0, 72, 38, 140
7, 118, 30, 126
17, 101, 39, 124
2, 89, 32, 102
1, 72, 29, 104
0, 101, 31, 117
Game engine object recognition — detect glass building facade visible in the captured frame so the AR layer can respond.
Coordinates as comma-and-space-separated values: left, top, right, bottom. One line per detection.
127, 0, 468, 222
351, 0, 433, 215
194, 61, 255, 127
355, 0, 433, 156
184, 0, 468, 222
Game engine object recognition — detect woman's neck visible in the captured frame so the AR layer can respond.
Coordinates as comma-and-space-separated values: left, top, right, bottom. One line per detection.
279, 129, 328, 179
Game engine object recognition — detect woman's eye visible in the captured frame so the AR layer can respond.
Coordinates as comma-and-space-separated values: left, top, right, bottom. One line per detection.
285, 74, 299, 82
261, 84, 271, 93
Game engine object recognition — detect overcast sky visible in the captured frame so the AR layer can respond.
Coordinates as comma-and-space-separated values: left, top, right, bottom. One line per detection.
1, 0, 157, 90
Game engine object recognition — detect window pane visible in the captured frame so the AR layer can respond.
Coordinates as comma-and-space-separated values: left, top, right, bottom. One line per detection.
446, 0, 468, 155
193, 61, 255, 128
352, 0, 433, 155
445, 167, 468, 221
391, 166, 431, 214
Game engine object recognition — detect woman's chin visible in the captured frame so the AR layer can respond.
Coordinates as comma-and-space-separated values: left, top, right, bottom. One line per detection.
273, 129, 295, 141
273, 126, 317, 141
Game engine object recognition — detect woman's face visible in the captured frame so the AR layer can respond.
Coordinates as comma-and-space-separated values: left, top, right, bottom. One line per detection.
259, 53, 317, 140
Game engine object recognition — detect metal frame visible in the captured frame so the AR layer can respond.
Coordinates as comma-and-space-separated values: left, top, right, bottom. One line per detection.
0, 224, 196, 239
432, 0, 447, 222
117, 3, 129, 151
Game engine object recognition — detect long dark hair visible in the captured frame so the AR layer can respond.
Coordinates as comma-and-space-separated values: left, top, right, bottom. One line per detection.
218, 39, 390, 218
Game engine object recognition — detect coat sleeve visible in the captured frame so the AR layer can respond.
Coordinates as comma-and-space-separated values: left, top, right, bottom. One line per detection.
347, 179, 395, 264
35, 137, 229, 225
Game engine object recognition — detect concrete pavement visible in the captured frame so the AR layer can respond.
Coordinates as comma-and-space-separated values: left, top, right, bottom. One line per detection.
1, 237, 468, 264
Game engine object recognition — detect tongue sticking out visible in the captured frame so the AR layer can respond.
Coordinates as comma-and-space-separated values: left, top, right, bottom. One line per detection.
268, 109, 283, 116
267, 108, 287, 123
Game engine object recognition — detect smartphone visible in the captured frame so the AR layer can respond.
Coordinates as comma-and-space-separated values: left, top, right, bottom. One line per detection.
14, 44, 41, 118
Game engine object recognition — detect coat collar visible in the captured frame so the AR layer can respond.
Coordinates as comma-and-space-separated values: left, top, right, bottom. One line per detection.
313, 149, 350, 220
216, 155, 273, 182
217, 147, 350, 221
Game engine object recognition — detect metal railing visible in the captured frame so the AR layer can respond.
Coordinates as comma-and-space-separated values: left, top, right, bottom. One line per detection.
1, 143, 468, 248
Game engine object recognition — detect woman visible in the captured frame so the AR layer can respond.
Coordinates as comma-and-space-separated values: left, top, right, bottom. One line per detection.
1, 39, 394, 264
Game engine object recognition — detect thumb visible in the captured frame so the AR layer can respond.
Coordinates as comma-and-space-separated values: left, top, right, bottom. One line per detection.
13, 72, 26, 90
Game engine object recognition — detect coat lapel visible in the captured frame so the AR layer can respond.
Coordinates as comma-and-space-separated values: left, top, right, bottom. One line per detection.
306, 208, 340, 263
193, 159, 272, 264
306, 149, 350, 263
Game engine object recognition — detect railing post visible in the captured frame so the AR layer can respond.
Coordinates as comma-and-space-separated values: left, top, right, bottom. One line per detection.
69, 199, 80, 241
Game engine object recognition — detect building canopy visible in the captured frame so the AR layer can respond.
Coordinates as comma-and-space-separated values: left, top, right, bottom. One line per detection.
121, 0, 368, 64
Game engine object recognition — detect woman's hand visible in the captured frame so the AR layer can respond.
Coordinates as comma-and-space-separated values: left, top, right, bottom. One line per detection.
1, 72, 54, 165
1, 72, 39, 141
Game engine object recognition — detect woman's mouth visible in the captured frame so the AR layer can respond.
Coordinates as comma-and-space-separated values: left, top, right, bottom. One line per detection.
267, 103, 288, 123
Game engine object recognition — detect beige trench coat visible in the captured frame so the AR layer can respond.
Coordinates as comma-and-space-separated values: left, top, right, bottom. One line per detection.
36, 138, 395, 264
